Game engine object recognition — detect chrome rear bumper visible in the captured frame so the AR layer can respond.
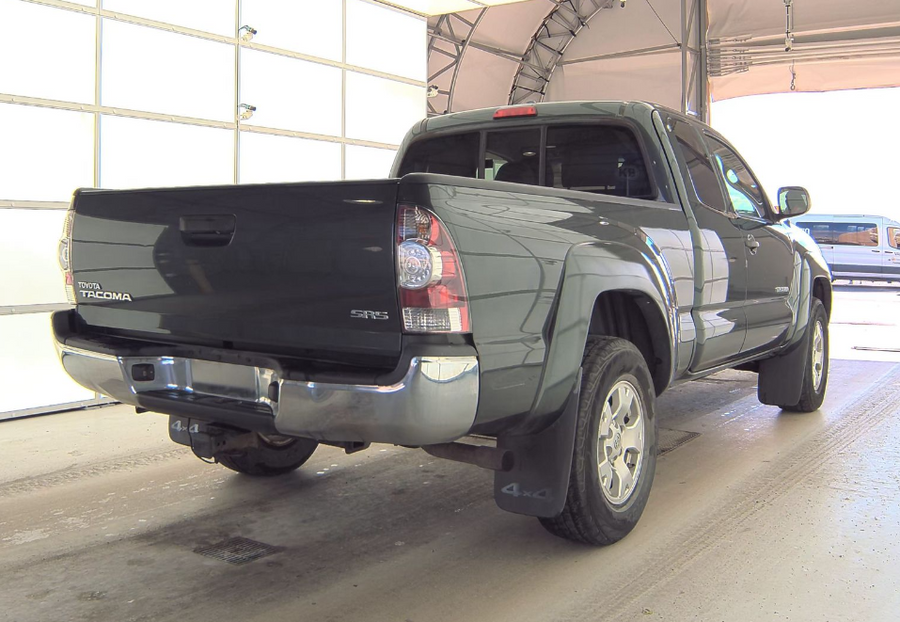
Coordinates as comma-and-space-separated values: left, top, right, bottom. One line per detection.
56, 343, 479, 446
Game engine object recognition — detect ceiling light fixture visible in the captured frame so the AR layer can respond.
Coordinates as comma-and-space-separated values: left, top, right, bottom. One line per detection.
239, 25, 257, 42
238, 103, 256, 121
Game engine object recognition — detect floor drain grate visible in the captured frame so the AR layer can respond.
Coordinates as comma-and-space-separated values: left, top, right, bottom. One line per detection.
658, 428, 701, 456
194, 537, 282, 565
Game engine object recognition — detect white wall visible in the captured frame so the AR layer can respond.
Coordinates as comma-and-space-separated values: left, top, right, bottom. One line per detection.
0, 0, 426, 417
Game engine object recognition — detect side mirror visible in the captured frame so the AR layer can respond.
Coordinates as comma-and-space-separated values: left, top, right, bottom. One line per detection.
776, 186, 811, 218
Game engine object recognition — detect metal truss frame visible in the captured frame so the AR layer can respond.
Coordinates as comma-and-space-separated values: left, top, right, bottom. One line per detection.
426, 9, 488, 116
508, 0, 613, 106
427, 0, 709, 121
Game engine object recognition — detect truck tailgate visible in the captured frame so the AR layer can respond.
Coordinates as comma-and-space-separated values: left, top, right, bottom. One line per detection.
70, 181, 402, 365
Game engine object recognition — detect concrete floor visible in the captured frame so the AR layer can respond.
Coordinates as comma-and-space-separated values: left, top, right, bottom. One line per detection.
2, 285, 900, 622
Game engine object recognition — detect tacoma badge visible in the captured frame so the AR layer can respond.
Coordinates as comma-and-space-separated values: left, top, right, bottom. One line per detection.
78, 281, 134, 302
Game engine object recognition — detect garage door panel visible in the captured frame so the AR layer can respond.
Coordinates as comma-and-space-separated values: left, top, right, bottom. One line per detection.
0, 209, 69, 307
0, 313, 94, 416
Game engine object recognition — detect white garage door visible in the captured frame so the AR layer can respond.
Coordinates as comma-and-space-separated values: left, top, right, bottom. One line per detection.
0, 0, 426, 419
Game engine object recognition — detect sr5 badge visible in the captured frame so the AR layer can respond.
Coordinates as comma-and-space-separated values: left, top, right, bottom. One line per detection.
350, 309, 389, 320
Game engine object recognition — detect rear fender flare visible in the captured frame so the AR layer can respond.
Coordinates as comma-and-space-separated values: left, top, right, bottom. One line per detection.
530, 241, 677, 425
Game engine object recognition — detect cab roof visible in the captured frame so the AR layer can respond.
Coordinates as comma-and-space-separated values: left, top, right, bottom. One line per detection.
424, 100, 661, 133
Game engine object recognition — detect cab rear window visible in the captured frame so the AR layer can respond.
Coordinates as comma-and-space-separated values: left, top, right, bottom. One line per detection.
397, 124, 655, 200
397, 132, 480, 178
545, 125, 652, 199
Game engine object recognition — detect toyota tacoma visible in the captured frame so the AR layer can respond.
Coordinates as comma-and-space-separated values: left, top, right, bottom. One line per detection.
53, 101, 831, 545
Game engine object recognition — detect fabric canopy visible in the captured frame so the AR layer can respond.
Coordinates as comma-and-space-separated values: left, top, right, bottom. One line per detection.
426, 0, 900, 117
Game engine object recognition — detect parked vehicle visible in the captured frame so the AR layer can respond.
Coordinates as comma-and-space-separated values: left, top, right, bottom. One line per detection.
787, 214, 900, 282
53, 101, 831, 545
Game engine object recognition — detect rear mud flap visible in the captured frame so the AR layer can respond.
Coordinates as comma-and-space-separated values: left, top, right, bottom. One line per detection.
493, 371, 580, 518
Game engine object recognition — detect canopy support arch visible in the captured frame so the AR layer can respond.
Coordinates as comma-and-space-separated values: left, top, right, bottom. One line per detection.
426, 9, 488, 116
508, 0, 614, 106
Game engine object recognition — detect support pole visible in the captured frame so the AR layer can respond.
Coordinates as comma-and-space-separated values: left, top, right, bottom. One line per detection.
699, 0, 709, 122
681, 0, 689, 113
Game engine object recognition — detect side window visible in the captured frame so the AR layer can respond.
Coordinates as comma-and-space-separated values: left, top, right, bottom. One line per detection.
485, 128, 542, 185
670, 120, 727, 212
544, 125, 653, 199
832, 222, 879, 247
705, 136, 767, 219
889, 227, 900, 250
798, 222, 833, 245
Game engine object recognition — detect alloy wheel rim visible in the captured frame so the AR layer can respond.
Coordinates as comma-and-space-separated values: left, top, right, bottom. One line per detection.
596, 379, 645, 506
812, 320, 825, 392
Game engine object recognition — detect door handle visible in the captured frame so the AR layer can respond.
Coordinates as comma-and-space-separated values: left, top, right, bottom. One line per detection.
871, 249, 881, 253
745, 234, 760, 253
179, 215, 236, 247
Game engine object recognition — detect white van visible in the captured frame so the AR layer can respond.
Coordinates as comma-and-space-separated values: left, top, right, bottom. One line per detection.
787, 214, 900, 281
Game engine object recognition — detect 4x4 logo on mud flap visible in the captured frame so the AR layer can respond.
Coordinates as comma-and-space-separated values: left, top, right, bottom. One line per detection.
500, 483, 552, 501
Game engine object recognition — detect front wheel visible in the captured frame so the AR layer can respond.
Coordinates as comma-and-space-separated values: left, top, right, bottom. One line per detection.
216, 433, 319, 476
781, 298, 829, 412
539, 337, 658, 546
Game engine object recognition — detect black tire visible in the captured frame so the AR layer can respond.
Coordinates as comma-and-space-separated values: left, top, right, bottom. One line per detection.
780, 299, 829, 412
539, 337, 658, 546
216, 434, 319, 476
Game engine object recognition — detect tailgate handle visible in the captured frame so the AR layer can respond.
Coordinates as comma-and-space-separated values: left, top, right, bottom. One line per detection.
179, 215, 235, 247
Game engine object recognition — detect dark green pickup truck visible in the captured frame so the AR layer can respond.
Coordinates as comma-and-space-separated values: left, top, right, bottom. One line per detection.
53, 101, 831, 545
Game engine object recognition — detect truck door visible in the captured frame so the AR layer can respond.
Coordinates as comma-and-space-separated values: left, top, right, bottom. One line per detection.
666, 117, 748, 371
703, 134, 794, 355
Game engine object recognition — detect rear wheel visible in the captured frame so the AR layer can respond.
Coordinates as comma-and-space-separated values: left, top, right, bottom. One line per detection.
216, 433, 318, 476
539, 337, 658, 546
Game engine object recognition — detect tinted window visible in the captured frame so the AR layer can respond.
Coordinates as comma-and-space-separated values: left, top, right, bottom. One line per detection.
485, 129, 542, 186
396, 123, 657, 199
671, 121, 727, 212
706, 137, 766, 218
832, 222, 879, 247
397, 132, 479, 177
797, 222, 833, 244
544, 125, 653, 199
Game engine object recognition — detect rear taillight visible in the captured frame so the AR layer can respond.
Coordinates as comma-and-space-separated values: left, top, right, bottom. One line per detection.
396, 205, 470, 333
58, 207, 76, 304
